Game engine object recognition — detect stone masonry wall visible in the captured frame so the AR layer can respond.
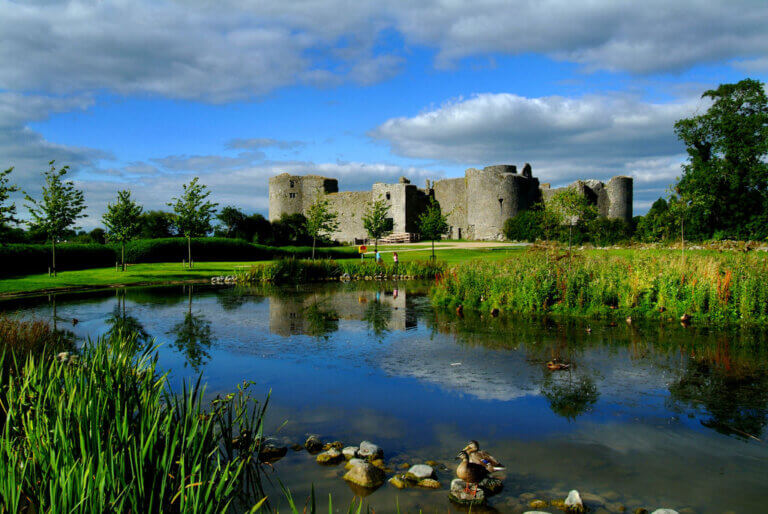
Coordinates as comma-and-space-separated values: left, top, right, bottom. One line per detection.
432, 177, 467, 239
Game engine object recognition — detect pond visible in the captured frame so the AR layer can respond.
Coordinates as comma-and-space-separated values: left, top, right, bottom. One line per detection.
2, 282, 768, 513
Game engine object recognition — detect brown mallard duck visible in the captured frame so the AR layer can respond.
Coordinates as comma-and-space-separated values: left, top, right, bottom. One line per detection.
546, 360, 570, 371
462, 440, 505, 472
456, 450, 488, 495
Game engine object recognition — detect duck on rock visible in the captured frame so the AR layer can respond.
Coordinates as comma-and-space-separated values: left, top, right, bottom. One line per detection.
462, 440, 505, 472
456, 450, 488, 496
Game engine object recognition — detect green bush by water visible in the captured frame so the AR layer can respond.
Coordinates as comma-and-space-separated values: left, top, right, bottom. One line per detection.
431, 250, 768, 324
238, 259, 445, 284
0, 333, 269, 513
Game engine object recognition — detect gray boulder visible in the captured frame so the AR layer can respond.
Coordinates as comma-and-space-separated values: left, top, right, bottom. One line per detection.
405, 464, 434, 481
650, 510, 679, 514
449, 478, 486, 506
342, 446, 359, 460
304, 435, 323, 453
358, 440, 383, 459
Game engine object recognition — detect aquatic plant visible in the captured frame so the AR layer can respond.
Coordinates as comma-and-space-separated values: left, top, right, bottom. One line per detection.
237, 258, 445, 284
430, 250, 768, 324
0, 333, 269, 513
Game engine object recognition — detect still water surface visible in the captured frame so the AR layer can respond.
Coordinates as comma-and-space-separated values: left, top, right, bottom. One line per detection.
2, 282, 768, 513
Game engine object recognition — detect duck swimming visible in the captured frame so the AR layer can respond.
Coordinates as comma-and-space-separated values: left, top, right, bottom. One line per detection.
546, 360, 570, 371
456, 450, 488, 496
462, 440, 505, 472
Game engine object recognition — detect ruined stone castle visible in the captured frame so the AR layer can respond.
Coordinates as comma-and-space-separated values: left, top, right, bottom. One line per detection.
268, 164, 633, 242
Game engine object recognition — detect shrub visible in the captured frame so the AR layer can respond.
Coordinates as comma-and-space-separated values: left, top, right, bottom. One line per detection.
503, 210, 543, 242
238, 258, 445, 284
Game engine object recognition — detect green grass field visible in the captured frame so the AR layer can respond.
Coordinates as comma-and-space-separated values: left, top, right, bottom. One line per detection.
0, 245, 526, 296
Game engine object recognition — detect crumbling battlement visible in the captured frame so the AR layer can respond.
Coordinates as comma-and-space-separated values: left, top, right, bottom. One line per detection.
268, 165, 633, 242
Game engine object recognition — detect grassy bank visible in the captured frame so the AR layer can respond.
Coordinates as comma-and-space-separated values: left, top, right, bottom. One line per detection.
0, 246, 523, 296
238, 258, 446, 284
431, 249, 768, 324
0, 332, 268, 513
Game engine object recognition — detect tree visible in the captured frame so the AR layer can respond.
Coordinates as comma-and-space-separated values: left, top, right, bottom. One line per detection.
168, 177, 217, 268
304, 195, 339, 259
0, 166, 20, 244
138, 210, 176, 239
271, 213, 308, 245
417, 197, 449, 259
103, 190, 144, 271
216, 206, 247, 238
548, 188, 596, 256
674, 79, 768, 239
362, 196, 392, 253
25, 161, 86, 277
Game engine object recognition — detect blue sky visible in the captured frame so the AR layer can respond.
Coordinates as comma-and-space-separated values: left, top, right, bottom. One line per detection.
2, 0, 767, 228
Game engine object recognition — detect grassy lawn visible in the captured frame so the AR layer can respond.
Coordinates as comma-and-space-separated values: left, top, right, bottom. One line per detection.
0, 245, 526, 296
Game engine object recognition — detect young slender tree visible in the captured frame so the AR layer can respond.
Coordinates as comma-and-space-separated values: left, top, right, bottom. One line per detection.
25, 161, 86, 277
168, 177, 217, 268
304, 195, 339, 259
417, 197, 449, 260
0, 166, 20, 244
362, 196, 392, 254
549, 188, 596, 258
103, 189, 144, 271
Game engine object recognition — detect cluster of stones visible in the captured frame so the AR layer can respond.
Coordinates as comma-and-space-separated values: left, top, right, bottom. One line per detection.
254, 435, 683, 513
510, 489, 684, 514
210, 275, 237, 284
339, 273, 416, 282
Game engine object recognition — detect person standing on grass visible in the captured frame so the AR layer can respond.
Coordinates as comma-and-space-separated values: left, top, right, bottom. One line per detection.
375, 250, 381, 264
393, 251, 399, 273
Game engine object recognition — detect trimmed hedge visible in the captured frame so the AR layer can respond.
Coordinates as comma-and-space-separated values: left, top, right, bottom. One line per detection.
123, 238, 356, 263
0, 238, 359, 276
0, 244, 115, 277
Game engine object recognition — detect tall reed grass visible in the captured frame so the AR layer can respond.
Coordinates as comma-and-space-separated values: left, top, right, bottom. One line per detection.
237, 259, 445, 284
430, 250, 768, 324
0, 332, 268, 513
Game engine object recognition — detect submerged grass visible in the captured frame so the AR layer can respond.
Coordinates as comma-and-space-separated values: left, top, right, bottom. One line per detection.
237, 258, 446, 284
431, 249, 768, 324
0, 331, 269, 513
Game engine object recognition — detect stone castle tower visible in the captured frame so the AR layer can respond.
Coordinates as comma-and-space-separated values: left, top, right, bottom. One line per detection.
269, 164, 633, 242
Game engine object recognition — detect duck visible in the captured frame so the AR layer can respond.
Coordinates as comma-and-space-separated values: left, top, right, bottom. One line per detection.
456, 450, 488, 496
72, 318, 79, 326
462, 440, 505, 472
546, 360, 570, 371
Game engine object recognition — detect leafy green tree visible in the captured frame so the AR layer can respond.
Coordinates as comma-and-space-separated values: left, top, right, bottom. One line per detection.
271, 213, 308, 245
0, 167, 20, 243
362, 196, 392, 253
304, 195, 339, 259
216, 206, 247, 238
138, 210, 176, 239
635, 198, 675, 242
417, 197, 449, 259
25, 161, 87, 277
674, 78, 768, 239
548, 188, 596, 255
103, 190, 144, 271
168, 177, 217, 268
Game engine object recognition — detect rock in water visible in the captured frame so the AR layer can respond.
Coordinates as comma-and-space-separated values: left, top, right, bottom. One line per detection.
358, 440, 383, 459
405, 464, 434, 481
304, 435, 323, 453
449, 478, 486, 507
650, 510, 679, 514
344, 458, 365, 470
343, 462, 385, 489
323, 441, 343, 450
316, 448, 343, 464
342, 446, 359, 460
565, 490, 585, 513
478, 477, 503, 495
417, 478, 441, 489
389, 476, 408, 489
258, 445, 287, 462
